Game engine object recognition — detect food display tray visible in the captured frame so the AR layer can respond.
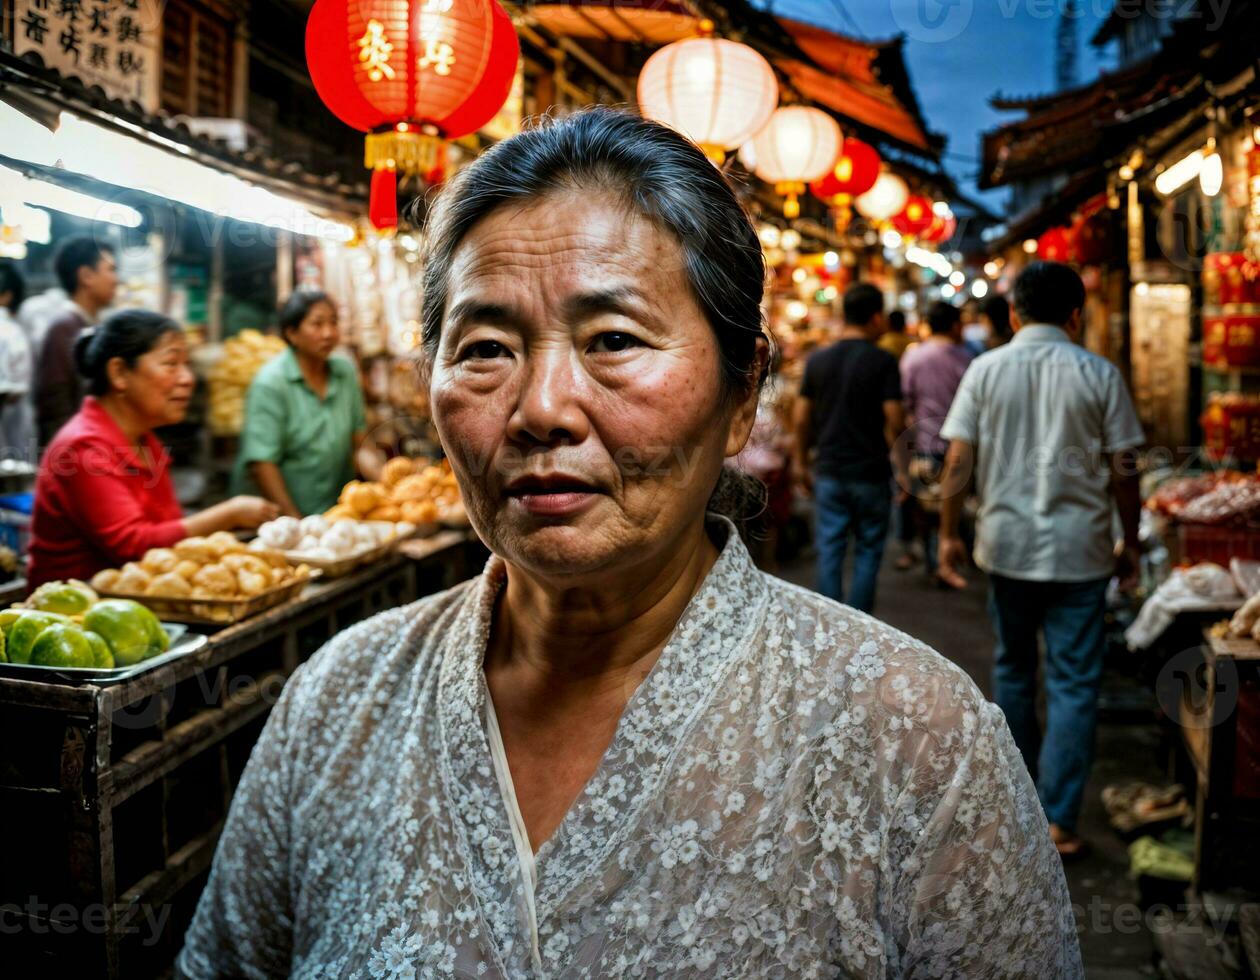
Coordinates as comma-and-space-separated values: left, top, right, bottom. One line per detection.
0, 624, 204, 684
276, 521, 434, 579
99, 569, 319, 625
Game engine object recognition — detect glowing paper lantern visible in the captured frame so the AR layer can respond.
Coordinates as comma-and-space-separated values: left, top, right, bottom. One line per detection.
637, 25, 778, 165
891, 195, 934, 237
306, 0, 519, 230
1037, 226, 1076, 263
810, 138, 881, 202
810, 138, 881, 232
853, 171, 909, 223
921, 210, 957, 244
749, 106, 841, 218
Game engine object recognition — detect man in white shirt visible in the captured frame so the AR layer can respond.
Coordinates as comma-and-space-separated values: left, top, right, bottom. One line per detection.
937, 261, 1144, 858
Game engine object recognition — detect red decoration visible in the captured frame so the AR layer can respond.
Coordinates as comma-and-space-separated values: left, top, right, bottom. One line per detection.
920, 212, 956, 244
305, 0, 520, 231
809, 138, 881, 202
1037, 226, 1076, 263
891, 195, 933, 237
369, 167, 399, 231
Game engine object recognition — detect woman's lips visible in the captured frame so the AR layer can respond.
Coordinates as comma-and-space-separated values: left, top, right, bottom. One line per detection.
509, 491, 599, 517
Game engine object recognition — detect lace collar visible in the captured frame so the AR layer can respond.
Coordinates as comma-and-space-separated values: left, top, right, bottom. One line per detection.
435, 515, 771, 970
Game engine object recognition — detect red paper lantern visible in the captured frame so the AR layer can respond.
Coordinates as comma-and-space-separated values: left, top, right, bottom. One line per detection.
1071, 212, 1109, 265
920, 211, 956, 244
891, 195, 933, 236
1037, 226, 1076, 263
809, 138, 881, 202
306, 0, 519, 230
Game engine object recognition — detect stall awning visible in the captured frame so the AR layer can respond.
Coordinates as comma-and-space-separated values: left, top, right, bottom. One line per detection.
772, 18, 935, 154
526, 0, 698, 44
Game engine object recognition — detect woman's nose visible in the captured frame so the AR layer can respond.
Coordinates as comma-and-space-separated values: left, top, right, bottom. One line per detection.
506, 348, 590, 447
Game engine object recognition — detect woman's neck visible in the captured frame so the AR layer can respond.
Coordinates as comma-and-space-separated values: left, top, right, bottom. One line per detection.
487, 518, 721, 696
97, 394, 151, 448
295, 350, 329, 386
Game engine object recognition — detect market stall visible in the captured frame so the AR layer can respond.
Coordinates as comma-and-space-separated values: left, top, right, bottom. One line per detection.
0, 528, 485, 976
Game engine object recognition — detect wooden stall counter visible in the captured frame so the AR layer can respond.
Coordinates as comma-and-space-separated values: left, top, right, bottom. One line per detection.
0, 530, 484, 979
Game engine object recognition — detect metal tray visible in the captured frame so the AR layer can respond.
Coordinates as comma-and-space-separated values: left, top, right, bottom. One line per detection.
0, 624, 206, 685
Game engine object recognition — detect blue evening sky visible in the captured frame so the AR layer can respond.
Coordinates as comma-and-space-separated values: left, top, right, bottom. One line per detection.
754, 0, 1117, 205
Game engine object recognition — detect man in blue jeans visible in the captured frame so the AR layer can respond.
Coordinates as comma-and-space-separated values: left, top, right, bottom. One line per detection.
937, 262, 1144, 857
793, 283, 906, 613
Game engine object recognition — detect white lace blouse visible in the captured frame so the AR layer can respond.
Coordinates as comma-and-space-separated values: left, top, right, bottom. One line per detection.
178, 518, 1082, 979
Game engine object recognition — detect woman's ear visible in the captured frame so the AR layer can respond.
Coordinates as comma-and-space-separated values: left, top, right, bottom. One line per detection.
105, 355, 128, 394
724, 336, 771, 457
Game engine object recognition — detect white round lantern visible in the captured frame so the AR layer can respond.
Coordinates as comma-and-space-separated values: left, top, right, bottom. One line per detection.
749, 106, 841, 217
854, 172, 910, 223
638, 36, 778, 164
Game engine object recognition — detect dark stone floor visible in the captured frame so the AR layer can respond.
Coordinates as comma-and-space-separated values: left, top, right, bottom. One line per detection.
771, 544, 1166, 979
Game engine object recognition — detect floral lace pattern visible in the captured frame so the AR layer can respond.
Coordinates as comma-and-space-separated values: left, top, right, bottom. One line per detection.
178, 517, 1082, 979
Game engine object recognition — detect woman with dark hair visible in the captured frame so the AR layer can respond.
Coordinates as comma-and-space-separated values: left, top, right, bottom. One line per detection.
181, 108, 1079, 978
231, 290, 375, 517
27, 310, 277, 588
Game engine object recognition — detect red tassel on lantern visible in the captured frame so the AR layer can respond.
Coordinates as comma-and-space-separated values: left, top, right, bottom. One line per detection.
369, 167, 398, 232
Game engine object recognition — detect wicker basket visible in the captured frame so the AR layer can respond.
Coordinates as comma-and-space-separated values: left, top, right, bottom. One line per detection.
99, 568, 319, 625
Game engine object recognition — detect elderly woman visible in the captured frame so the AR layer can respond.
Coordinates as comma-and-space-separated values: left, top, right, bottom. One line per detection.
179, 109, 1080, 978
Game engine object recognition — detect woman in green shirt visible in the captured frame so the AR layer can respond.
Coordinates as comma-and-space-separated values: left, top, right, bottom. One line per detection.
233, 292, 376, 517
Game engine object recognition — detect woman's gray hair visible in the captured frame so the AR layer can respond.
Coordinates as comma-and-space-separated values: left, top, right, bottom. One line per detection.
418, 106, 773, 526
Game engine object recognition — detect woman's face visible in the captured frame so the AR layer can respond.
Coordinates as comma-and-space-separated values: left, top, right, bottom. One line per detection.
429, 190, 761, 581
112, 331, 195, 427
286, 300, 340, 361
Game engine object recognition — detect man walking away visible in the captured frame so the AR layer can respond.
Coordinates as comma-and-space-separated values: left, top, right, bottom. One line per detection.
794, 283, 905, 613
937, 261, 1144, 857
900, 300, 972, 586
35, 236, 117, 445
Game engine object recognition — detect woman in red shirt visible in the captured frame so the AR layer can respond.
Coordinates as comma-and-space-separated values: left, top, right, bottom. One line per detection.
27, 310, 277, 588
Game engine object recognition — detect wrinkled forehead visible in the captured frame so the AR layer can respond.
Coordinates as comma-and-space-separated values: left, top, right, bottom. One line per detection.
444, 191, 688, 309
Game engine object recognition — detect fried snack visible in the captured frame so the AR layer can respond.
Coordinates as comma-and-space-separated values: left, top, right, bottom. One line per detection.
235, 568, 269, 596
90, 568, 121, 591
220, 554, 272, 576
174, 536, 217, 563
140, 547, 179, 575
116, 563, 153, 593
205, 531, 246, 558
366, 503, 402, 522
191, 563, 237, 597
343, 482, 381, 517
401, 499, 439, 524
324, 505, 357, 522
174, 559, 202, 582
380, 456, 416, 488
389, 473, 432, 503
146, 571, 192, 598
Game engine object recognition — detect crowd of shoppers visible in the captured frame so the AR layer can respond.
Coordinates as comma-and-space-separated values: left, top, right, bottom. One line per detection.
794, 261, 1143, 857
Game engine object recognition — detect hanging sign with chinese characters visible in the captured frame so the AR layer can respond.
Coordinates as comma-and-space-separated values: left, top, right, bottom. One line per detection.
12, 0, 160, 112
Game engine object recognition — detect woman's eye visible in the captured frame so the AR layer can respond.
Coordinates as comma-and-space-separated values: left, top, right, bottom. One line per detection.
590, 332, 641, 354
462, 340, 510, 361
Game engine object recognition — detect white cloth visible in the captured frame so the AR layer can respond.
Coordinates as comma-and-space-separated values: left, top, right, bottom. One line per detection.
1124, 565, 1242, 650
178, 517, 1081, 979
0, 308, 33, 458
15, 287, 71, 355
940, 324, 1145, 582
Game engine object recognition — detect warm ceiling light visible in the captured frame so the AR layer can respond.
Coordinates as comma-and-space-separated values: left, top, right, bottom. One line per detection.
1199, 139, 1223, 197
1155, 149, 1205, 196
